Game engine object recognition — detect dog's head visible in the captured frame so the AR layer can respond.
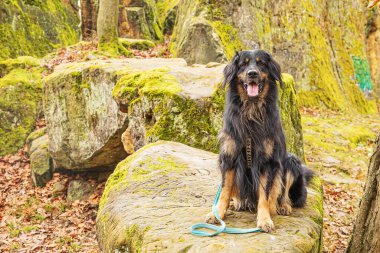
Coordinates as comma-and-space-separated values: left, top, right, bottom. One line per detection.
223, 50, 282, 102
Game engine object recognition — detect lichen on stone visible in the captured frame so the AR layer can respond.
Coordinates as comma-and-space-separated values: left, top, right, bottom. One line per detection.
0, 61, 44, 155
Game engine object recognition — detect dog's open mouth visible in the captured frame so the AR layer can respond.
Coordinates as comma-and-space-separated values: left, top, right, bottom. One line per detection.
244, 82, 263, 97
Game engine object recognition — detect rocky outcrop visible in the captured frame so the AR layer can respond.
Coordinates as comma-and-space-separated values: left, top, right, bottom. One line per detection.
0, 0, 79, 59
0, 57, 44, 156
118, 0, 163, 41
169, 1, 227, 64
170, 0, 377, 114
43, 58, 304, 171
96, 141, 323, 252
42, 61, 129, 171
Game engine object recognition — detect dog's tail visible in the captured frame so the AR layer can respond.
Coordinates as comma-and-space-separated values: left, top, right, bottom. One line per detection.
302, 165, 314, 183
283, 154, 314, 208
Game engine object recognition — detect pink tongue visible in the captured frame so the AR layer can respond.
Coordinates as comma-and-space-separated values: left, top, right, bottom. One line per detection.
247, 84, 259, 97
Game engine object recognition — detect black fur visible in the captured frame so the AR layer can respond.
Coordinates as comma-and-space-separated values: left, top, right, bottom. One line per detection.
219, 49, 313, 211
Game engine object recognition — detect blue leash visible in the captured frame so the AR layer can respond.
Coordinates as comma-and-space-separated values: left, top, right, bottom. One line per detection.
191, 184, 263, 236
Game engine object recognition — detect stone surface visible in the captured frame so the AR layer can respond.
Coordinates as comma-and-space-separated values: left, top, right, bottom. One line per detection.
0, 0, 79, 59
28, 134, 53, 187
170, 0, 377, 113
0, 57, 44, 155
43, 62, 129, 171
96, 141, 323, 253
67, 179, 94, 202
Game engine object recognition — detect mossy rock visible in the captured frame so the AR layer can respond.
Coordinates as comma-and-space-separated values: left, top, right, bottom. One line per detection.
0, 0, 79, 59
170, 0, 376, 114
119, 38, 156, 50
28, 134, 53, 187
42, 61, 131, 171
96, 141, 323, 253
169, 0, 228, 64
113, 62, 304, 159
0, 58, 44, 155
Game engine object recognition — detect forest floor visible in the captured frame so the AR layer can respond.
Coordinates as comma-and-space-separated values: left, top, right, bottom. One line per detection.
0, 44, 379, 252
301, 108, 380, 252
1, 108, 378, 253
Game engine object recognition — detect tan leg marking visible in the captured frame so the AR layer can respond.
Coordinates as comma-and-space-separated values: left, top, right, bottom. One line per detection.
229, 180, 242, 211
257, 173, 275, 232
268, 173, 283, 215
206, 170, 235, 224
279, 172, 294, 216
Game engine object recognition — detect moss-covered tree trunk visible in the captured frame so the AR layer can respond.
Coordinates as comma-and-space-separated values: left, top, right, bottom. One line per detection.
81, 0, 97, 40
347, 134, 380, 252
97, 0, 119, 54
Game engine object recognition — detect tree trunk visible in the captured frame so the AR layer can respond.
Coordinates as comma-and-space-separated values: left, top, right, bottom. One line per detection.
97, 0, 119, 53
347, 134, 380, 253
81, 0, 98, 41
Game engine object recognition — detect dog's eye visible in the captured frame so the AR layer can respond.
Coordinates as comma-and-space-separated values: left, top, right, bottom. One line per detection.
257, 60, 266, 66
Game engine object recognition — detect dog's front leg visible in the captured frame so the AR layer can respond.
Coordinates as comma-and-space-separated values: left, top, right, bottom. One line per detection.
205, 170, 235, 224
257, 172, 275, 232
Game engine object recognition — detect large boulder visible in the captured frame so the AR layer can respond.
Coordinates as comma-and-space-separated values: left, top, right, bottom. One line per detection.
42, 61, 131, 171
0, 57, 43, 155
170, 0, 376, 113
43, 58, 304, 171
96, 141, 323, 252
0, 0, 79, 59
112, 63, 304, 159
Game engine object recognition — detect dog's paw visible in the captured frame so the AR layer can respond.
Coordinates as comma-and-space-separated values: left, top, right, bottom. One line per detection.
205, 212, 220, 224
278, 203, 292, 216
257, 217, 275, 233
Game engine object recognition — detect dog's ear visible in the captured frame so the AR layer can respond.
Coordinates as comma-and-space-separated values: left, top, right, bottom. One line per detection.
222, 52, 240, 88
268, 55, 283, 88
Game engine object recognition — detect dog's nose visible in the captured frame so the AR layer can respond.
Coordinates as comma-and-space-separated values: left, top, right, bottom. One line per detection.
247, 70, 259, 78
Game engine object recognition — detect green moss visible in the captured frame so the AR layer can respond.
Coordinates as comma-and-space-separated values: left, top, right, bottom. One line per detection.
211, 21, 243, 60
26, 127, 47, 147
0, 66, 43, 155
278, 74, 305, 159
98, 41, 133, 58
0, 56, 41, 77
308, 176, 324, 225
112, 68, 181, 104
156, 0, 179, 26
116, 225, 151, 253
119, 38, 156, 50
0, 0, 79, 59
297, 0, 377, 114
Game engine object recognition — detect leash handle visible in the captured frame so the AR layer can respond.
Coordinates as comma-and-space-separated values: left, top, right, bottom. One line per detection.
190, 184, 263, 236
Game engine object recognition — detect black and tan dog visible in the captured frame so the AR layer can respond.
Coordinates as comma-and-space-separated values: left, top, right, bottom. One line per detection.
206, 49, 313, 232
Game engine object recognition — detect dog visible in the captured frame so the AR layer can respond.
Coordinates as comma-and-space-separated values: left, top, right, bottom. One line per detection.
206, 49, 313, 232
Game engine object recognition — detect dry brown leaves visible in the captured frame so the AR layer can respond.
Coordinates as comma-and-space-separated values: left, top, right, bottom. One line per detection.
0, 146, 105, 253
301, 108, 380, 253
